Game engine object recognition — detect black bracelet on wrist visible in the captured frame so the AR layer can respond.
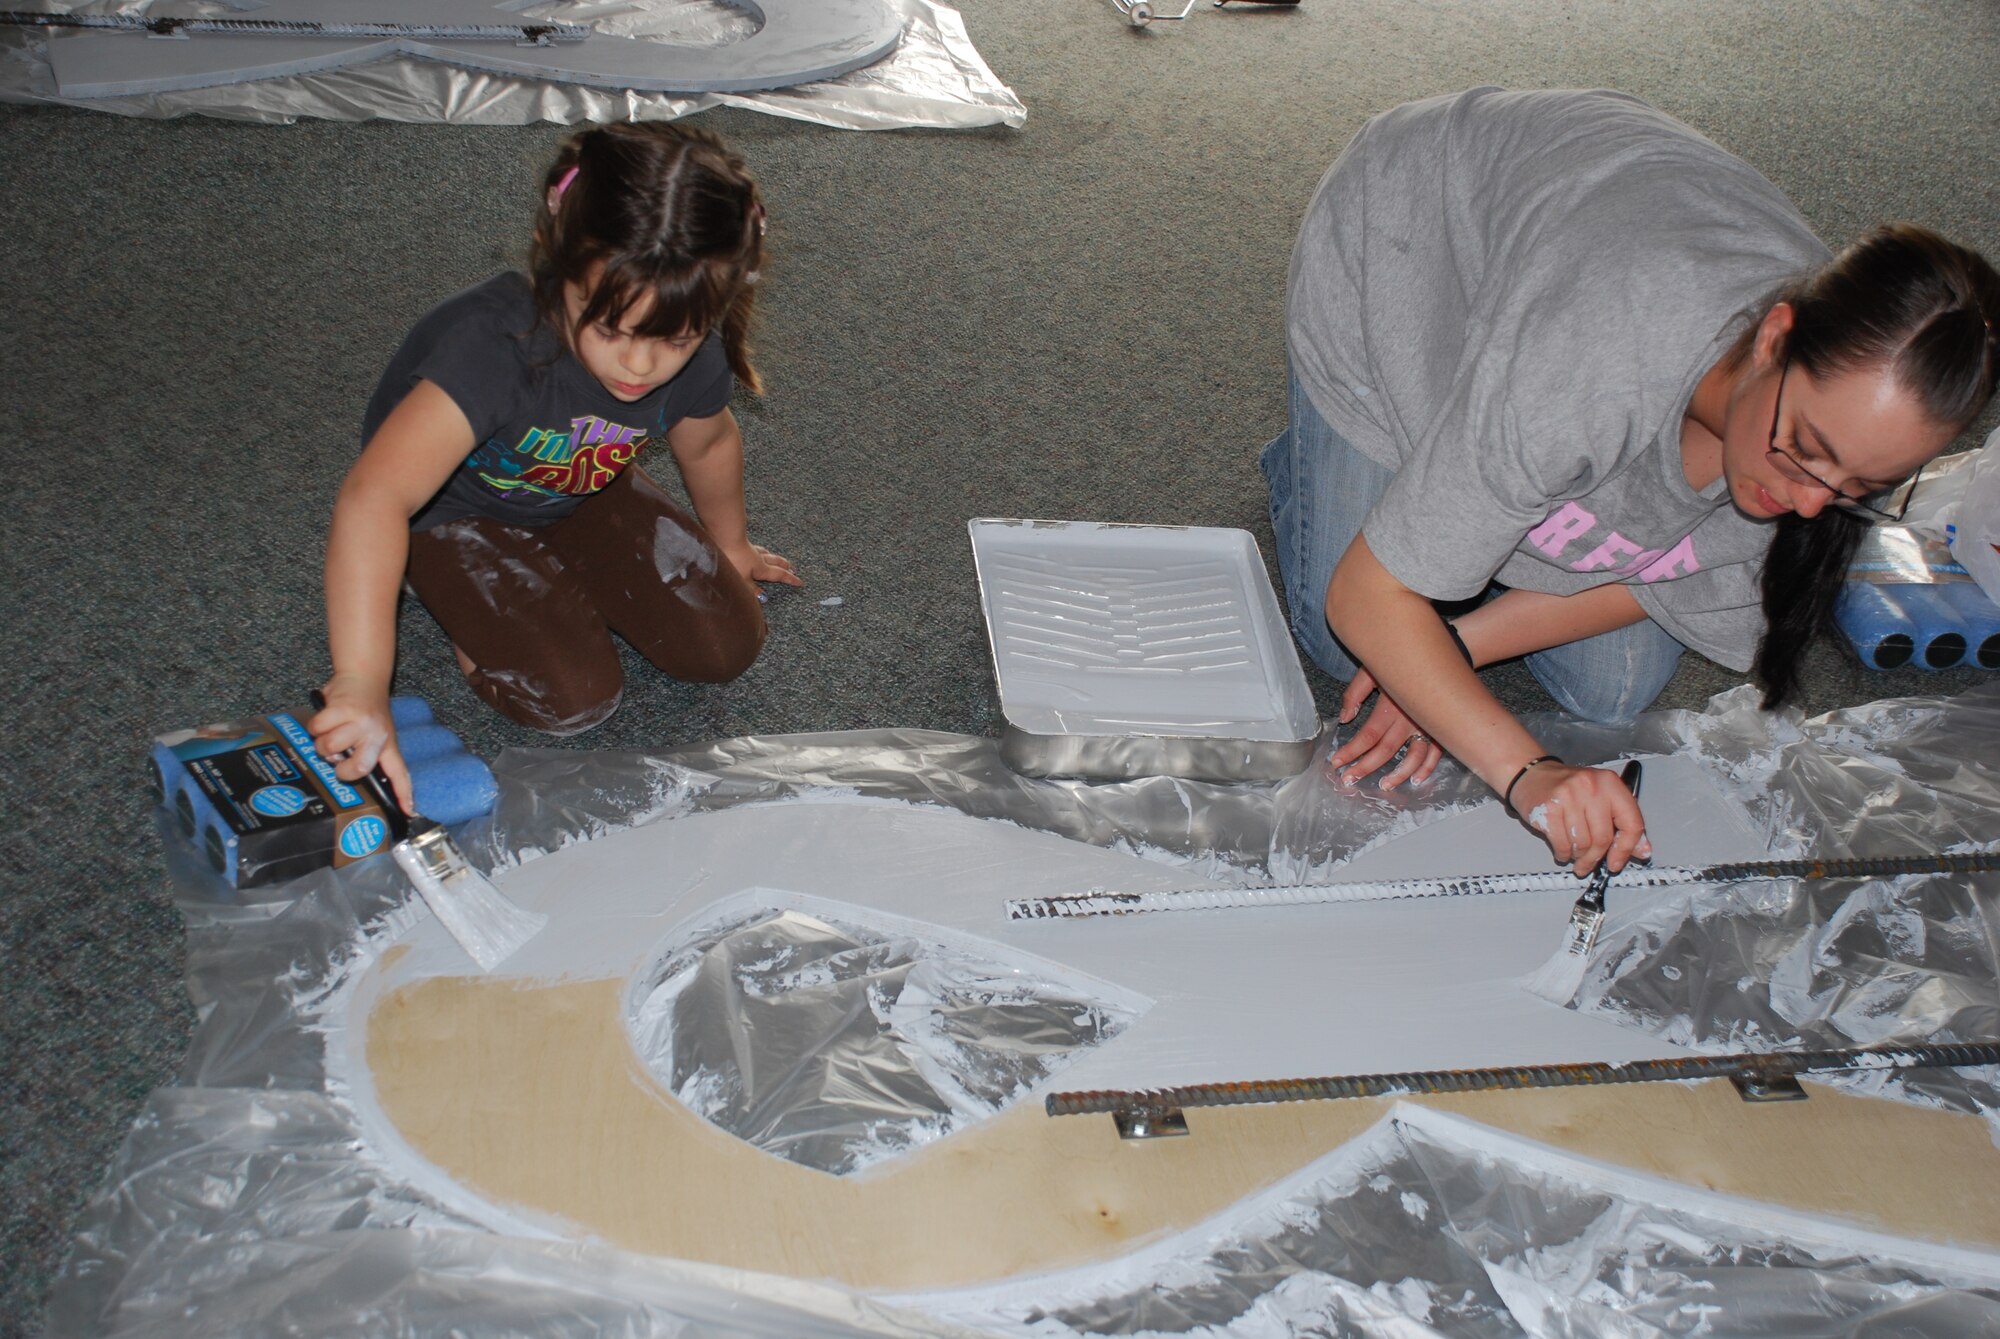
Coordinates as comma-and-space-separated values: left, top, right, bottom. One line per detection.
1444, 621, 1476, 668
1502, 754, 1561, 818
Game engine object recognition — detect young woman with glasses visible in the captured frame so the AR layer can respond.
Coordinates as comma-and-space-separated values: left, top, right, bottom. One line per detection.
1264, 87, 1999, 877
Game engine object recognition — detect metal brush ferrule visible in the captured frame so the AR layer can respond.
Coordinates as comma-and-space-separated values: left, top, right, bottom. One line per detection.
397, 824, 469, 884
1566, 905, 1605, 955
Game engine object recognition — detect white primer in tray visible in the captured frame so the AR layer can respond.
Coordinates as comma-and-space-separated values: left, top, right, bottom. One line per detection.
969, 519, 1322, 780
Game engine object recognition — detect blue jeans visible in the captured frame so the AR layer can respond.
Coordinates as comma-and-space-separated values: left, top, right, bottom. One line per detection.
1259, 366, 1685, 725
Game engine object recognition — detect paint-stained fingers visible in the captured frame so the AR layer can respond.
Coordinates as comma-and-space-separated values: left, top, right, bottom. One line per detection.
1568, 767, 1647, 876
1409, 737, 1444, 786
1378, 734, 1441, 791
1333, 693, 1437, 788
1511, 764, 1579, 863
1345, 737, 1410, 786
1516, 765, 1645, 876
1328, 698, 1395, 778
1327, 679, 1389, 773
1336, 667, 1378, 726
1569, 801, 1616, 878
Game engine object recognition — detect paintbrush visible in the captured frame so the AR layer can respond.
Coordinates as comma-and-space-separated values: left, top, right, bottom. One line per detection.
310, 691, 546, 970
1523, 758, 1642, 1006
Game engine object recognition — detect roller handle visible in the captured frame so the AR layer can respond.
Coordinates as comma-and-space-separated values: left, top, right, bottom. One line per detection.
308, 688, 414, 840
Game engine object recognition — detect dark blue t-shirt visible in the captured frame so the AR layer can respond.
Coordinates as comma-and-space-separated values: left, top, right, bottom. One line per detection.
363, 273, 733, 531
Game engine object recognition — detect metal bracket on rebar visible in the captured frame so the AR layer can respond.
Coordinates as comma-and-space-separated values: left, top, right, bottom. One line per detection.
1048, 1040, 2000, 1136
1731, 1070, 1808, 1102
1112, 1105, 1189, 1139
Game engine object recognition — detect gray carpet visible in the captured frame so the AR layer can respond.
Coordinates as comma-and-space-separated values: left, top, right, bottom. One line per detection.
4, 0, 1998, 1331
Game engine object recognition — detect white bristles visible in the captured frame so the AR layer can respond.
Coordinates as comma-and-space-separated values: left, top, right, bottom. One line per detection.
392, 844, 547, 971
1521, 907, 1599, 1006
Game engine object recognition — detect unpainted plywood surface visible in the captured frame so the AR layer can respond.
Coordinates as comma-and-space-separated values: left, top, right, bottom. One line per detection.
368, 971, 2000, 1290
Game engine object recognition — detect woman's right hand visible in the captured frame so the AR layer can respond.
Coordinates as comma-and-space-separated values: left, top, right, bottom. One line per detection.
307, 674, 414, 815
1506, 761, 1651, 876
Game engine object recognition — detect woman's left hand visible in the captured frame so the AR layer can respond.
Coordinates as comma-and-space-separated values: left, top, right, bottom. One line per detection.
1327, 667, 1443, 790
725, 542, 804, 588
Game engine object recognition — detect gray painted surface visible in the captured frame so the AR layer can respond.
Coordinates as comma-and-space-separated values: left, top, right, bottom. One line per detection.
47, 0, 903, 98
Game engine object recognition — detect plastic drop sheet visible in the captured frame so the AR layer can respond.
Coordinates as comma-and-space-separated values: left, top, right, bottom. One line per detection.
0, 0, 1025, 128
48, 682, 2000, 1337
626, 905, 1142, 1174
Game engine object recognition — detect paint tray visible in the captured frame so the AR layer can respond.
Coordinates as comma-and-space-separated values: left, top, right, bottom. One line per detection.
969, 519, 1323, 781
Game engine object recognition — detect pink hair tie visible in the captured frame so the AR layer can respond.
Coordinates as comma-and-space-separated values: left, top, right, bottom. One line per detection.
553, 165, 580, 201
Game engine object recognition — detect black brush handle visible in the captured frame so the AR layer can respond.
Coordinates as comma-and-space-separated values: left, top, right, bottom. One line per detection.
1579, 759, 1645, 910
307, 688, 412, 840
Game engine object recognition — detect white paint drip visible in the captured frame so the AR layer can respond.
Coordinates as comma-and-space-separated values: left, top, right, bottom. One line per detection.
652, 515, 716, 583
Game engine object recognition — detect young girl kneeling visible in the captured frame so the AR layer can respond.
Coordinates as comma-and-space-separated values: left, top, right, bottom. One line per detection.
312, 123, 799, 810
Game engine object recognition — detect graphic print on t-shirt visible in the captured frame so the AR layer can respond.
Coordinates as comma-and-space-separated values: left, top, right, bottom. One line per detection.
471, 415, 649, 500
1526, 501, 1701, 583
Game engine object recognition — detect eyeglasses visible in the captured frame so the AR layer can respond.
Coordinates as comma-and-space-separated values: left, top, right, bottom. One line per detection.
1765, 355, 1921, 523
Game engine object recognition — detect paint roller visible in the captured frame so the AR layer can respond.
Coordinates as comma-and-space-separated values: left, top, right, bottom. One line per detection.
1834, 582, 1991, 671
1937, 582, 2000, 670
150, 695, 499, 891
1891, 584, 1972, 669
1834, 583, 1919, 669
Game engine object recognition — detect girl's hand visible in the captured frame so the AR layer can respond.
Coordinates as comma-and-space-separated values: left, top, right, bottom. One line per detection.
1507, 762, 1651, 876
307, 675, 415, 815
725, 541, 803, 589
1327, 667, 1444, 791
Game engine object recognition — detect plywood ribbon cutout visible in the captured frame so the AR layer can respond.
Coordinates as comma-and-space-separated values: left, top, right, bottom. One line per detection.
46, 0, 904, 99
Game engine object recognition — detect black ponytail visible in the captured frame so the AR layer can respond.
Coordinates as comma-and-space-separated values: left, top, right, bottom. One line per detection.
1755, 510, 1866, 708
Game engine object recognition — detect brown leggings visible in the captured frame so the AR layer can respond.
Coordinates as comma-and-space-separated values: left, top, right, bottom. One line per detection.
406, 468, 767, 734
